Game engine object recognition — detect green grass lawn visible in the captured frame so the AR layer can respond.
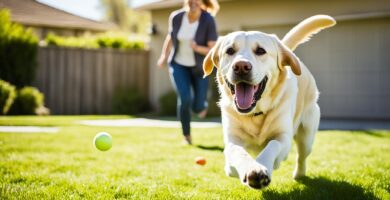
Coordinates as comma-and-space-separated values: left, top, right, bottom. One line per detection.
0, 116, 389, 200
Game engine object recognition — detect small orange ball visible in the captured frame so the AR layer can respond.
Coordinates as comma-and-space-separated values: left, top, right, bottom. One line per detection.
195, 156, 206, 166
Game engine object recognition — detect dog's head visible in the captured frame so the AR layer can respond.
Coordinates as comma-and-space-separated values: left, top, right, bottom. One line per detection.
203, 31, 301, 115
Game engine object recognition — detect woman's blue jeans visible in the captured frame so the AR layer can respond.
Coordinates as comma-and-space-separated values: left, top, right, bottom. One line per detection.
169, 61, 209, 136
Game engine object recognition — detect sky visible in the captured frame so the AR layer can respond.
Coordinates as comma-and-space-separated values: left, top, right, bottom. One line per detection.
37, 0, 158, 21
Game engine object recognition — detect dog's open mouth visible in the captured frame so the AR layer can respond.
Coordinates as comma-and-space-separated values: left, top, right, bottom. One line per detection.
226, 76, 268, 113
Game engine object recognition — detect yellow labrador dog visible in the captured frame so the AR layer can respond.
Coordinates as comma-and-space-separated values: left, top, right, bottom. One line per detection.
203, 15, 336, 189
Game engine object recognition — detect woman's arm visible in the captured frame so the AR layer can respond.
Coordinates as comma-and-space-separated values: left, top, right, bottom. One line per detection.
157, 34, 173, 68
192, 14, 218, 56
191, 40, 216, 56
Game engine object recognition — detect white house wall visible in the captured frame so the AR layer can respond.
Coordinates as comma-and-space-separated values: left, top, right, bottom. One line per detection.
148, 0, 390, 119
251, 17, 390, 119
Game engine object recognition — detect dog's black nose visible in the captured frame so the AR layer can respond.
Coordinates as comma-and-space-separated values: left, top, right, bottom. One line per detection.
233, 61, 252, 75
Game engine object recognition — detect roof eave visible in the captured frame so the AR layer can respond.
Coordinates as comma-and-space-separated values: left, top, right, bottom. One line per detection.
134, 0, 233, 11
134, 0, 182, 11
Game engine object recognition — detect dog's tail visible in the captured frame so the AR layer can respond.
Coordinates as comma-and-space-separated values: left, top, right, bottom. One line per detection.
282, 15, 336, 51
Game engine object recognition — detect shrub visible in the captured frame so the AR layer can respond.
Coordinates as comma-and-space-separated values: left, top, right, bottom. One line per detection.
95, 35, 146, 50
112, 88, 149, 115
96, 35, 126, 49
0, 79, 16, 115
0, 9, 39, 88
44, 32, 145, 50
159, 90, 177, 116
45, 32, 61, 46
9, 86, 45, 115
45, 33, 98, 49
128, 41, 145, 50
207, 75, 221, 117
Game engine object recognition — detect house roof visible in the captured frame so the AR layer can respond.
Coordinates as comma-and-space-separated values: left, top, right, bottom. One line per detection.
134, 0, 182, 10
0, 0, 116, 31
134, 0, 231, 10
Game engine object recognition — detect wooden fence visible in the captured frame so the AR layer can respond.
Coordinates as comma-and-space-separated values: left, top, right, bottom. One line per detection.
34, 46, 149, 114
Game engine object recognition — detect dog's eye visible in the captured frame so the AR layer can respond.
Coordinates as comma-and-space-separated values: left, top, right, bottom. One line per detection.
254, 47, 266, 56
226, 47, 236, 55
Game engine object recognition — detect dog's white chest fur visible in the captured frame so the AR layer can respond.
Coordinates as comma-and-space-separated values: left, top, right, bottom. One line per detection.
203, 15, 336, 189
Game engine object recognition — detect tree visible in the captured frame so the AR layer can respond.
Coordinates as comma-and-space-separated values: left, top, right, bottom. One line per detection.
101, 0, 151, 35
101, 0, 129, 30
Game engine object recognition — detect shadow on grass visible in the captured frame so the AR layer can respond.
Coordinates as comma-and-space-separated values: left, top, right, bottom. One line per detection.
195, 145, 224, 152
262, 176, 379, 200
358, 130, 386, 138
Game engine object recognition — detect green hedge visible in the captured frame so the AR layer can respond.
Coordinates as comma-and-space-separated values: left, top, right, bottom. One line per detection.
159, 90, 177, 116
45, 33, 145, 50
207, 75, 221, 117
9, 86, 45, 115
112, 88, 149, 115
0, 79, 16, 115
96, 35, 145, 50
45, 33, 98, 49
0, 9, 39, 88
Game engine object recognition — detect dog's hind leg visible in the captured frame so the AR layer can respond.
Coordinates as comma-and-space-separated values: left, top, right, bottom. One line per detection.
293, 103, 320, 179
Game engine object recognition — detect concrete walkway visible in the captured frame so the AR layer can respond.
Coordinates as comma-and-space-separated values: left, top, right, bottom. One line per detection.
0, 126, 59, 133
79, 118, 221, 128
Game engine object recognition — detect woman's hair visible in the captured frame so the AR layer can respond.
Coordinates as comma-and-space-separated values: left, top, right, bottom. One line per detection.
202, 0, 219, 16
183, 0, 220, 16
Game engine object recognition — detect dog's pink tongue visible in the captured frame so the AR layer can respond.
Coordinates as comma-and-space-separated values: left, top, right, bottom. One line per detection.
235, 83, 255, 110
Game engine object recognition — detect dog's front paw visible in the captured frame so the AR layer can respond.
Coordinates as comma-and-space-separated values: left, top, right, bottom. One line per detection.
242, 165, 271, 189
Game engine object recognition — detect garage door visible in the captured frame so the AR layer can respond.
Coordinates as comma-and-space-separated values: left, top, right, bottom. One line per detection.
246, 17, 390, 119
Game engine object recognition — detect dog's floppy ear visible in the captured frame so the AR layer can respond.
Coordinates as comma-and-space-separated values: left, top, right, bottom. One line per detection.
276, 38, 301, 75
203, 37, 223, 78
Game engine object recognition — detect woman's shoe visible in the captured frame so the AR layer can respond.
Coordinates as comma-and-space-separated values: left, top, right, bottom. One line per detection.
198, 108, 208, 119
184, 135, 192, 145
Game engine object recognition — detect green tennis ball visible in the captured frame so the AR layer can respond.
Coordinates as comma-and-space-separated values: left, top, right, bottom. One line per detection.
93, 132, 112, 151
